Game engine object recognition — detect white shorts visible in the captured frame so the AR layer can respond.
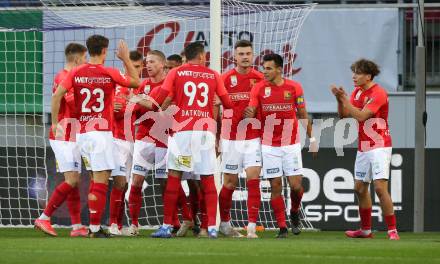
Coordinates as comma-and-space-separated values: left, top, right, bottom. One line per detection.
354, 147, 392, 183
111, 138, 134, 179
49, 139, 81, 173
155, 147, 167, 179
131, 140, 155, 177
221, 138, 262, 174
167, 131, 217, 175
262, 143, 303, 179
77, 131, 115, 172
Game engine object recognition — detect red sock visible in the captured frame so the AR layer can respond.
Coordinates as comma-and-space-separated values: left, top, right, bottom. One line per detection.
177, 184, 192, 221
109, 187, 123, 225
219, 185, 234, 222
270, 196, 287, 229
247, 179, 260, 223
201, 176, 217, 227
163, 175, 180, 225
66, 186, 81, 225
128, 185, 142, 226
199, 190, 208, 229
43, 182, 73, 217
359, 207, 372, 230
290, 187, 304, 213
88, 183, 108, 226
189, 190, 200, 224
385, 214, 397, 231
117, 188, 126, 228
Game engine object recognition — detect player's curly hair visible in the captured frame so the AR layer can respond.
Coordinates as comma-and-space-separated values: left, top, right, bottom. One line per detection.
351, 59, 380, 80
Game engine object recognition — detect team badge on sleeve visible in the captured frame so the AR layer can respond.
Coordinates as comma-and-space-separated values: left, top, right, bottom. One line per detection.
296, 96, 305, 106
230, 75, 237, 87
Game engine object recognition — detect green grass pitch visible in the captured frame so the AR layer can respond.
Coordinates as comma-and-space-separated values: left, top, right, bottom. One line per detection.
1, 229, 439, 264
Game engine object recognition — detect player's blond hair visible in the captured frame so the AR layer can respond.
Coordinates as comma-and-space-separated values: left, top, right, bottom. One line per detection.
147, 50, 166, 62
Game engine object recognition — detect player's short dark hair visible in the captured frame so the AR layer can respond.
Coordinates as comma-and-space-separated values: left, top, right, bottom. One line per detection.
184, 42, 205, 61
234, 40, 253, 50
64, 43, 87, 62
65, 43, 87, 57
263, 53, 283, 68
86, 35, 109, 56
147, 50, 166, 61
129, 50, 143, 62
167, 54, 183, 64
351, 59, 381, 79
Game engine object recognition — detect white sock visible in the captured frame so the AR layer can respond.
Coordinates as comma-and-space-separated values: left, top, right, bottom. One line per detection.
72, 224, 82, 230
38, 213, 50, 220
89, 225, 100, 233
208, 225, 217, 231
247, 222, 256, 230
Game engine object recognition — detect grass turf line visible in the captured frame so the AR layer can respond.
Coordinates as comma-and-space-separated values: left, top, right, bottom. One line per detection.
0, 229, 439, 264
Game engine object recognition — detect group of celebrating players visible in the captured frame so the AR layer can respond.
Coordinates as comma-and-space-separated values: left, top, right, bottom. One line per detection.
34, 34, 400, 240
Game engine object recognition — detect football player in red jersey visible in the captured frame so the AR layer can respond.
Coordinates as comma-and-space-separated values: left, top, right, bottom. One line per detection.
35, 43, 88, 237
244, 53, 316, 238
126, 50, 167, 235
218, 40, 263, 238
51, 35, 140, 238
134, 42, 233, 238
108, 50, 144, 236
331, 59, 399, 240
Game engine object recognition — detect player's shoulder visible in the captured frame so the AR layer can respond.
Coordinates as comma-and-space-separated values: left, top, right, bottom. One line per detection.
54, 69, 69, 82
253, 79, 267, 90
250, 68, 264, 79
284, 79, 302, 90
371, 83, 388, 96
221, 68, 236, 79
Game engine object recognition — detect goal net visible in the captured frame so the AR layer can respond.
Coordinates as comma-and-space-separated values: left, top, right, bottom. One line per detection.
0, 0, 315, 230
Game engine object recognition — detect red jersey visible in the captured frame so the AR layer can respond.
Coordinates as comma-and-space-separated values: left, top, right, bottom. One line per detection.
160, 63, 229, 134
49, 69, 78, 141
221, 68, 263, 140
113, 85, 136, 142
135, 78, 164, 143
60, 63, 132, 133
350, 84, 392, 152
249, 79, 305, 147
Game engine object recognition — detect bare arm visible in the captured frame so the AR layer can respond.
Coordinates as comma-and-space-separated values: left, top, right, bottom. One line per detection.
116, 40, 140, 88
331, 85, 350, 118
243, 106, 257, 118
297, 107, 312, 139
340, 95, 374, 122
51, 85, 68, 134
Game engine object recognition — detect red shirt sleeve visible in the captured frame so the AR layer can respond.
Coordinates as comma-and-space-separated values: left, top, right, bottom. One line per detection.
59, 69, 74, 92
365, 89, 387, 114
215, 71, 228, 97
294, 82, 306, 109
107, 67, 132, 88
350, 88, 357, 105
161, 68, 177, 94
248, 83, 261, 107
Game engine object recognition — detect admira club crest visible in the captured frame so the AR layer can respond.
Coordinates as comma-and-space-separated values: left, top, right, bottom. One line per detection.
230, 75, 238, 87
144, 85, 151, 94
